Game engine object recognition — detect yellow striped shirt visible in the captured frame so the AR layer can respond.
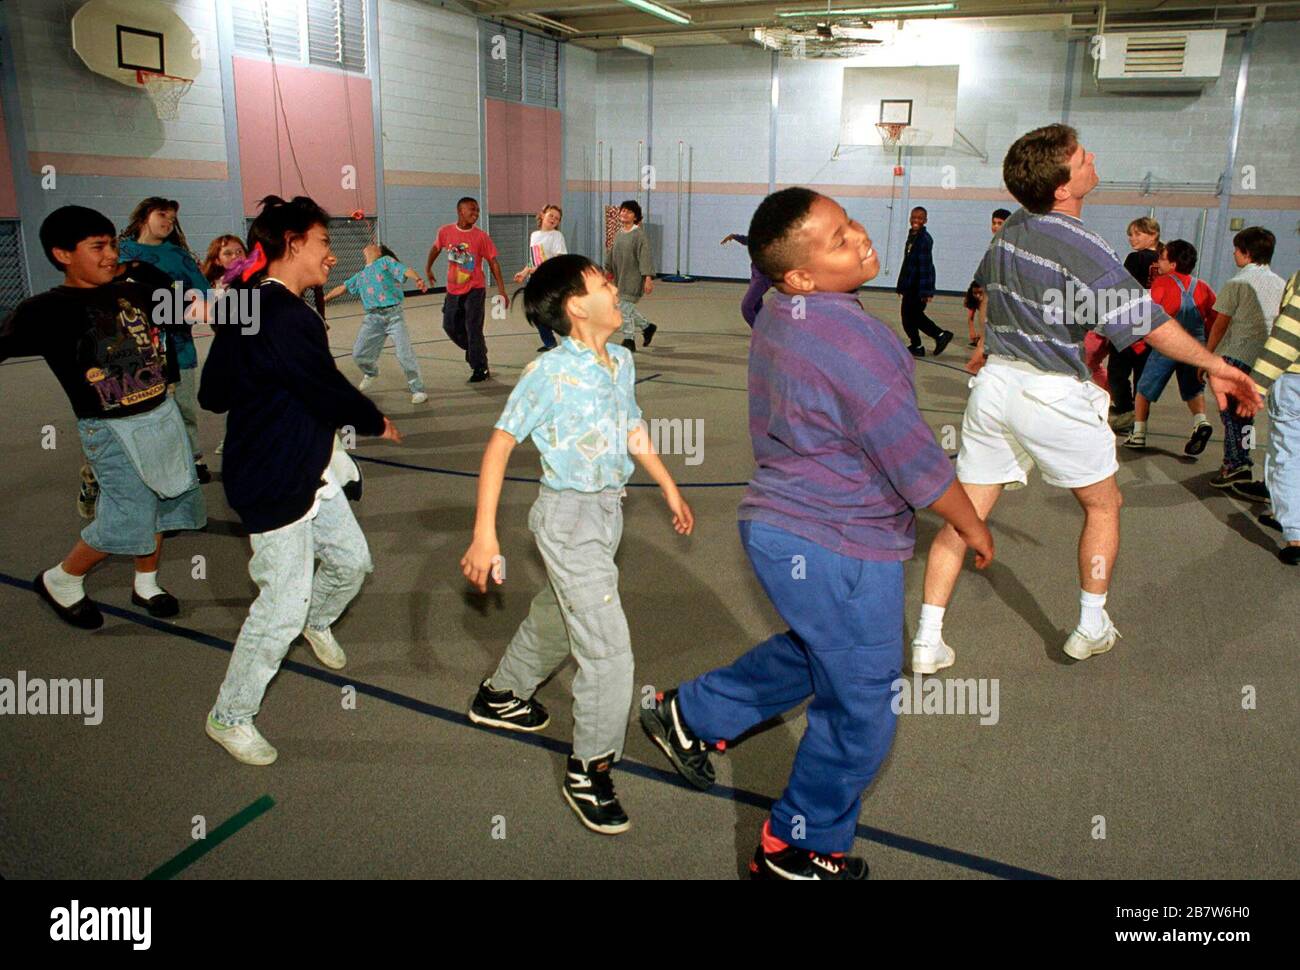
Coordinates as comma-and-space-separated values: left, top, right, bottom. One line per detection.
1251, 270, 1300, 394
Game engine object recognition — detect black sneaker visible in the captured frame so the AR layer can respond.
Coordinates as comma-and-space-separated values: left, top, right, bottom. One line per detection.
1259, 510, 1281, 532
1280, 546, 1300, 566
467, 679, 550, 733
1184, 423, 1213, 457
639, 688, 715, 790
1232, 480, 1270, 503
195, 462, 212, 485
933, 330, 954, 356
621, 338, 636, 353
1209, 466, 1252, 489
468, 370, 490, 383
749, 844, 869, 881
561, 753, 629, 835
907, 345, 925, 358
642, 323, 658, 347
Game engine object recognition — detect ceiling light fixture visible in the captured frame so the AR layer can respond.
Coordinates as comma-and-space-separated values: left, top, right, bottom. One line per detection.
777, 3, 957, 18
618, 0, 692, 25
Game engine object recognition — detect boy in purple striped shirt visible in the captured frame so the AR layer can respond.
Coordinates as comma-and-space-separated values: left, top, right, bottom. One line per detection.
641, 188, 993, 880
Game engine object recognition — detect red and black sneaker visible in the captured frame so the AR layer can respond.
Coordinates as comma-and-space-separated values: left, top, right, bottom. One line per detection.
639, 688, 716, 790
748, 821, 869, 880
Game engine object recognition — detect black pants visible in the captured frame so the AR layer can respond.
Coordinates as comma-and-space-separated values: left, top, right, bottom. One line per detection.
1107, 343, 1150, 413
443, 288, 488, 373
900, 292, 945, 348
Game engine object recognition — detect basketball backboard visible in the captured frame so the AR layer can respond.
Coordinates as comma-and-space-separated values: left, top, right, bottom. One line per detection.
840, 66, 959, 148
71, 0, 201, 88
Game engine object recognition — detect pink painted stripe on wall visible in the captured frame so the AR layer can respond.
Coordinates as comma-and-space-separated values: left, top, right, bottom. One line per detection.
233, 57, 376, 217
0, 97, 18, 218
26, 152, 228, 181
485, 100, 560, 213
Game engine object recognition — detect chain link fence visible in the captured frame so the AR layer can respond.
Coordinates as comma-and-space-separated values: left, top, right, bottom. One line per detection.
245, 215, 377, 306
0, 221, 31, 317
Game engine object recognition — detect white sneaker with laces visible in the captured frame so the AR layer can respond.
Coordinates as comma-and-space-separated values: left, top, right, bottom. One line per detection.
303, 626, 347, 669
358, 374, 376, 391
910, 637, 955, 675
1124, 428, 1146, 449
411, 391, 428, 405
206, 715, 278, 765
1063, 612, 1122, 660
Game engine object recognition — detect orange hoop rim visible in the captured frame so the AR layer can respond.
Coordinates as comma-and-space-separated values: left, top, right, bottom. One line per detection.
876, 121, 908, 146
135, 69, 192, 85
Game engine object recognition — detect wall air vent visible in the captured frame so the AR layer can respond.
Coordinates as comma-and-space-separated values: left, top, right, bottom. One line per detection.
1094, 29, 1226, 92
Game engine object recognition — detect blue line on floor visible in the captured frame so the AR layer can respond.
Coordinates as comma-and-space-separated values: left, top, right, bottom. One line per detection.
0, 569, 1053, 880
352, 454, 750, 488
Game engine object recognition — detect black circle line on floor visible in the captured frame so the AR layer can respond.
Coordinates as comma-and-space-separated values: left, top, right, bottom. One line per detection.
0, 570, 1053, 881
353, 454, 749, 488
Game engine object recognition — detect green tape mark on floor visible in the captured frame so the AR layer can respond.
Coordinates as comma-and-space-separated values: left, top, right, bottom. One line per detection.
144, 794, 275, 880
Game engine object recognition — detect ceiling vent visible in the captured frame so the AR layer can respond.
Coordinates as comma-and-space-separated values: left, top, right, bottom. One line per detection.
1094, 29, 1226, 91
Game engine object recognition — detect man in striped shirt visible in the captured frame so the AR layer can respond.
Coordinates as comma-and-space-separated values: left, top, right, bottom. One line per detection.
1250, 269, 1300, 564
910, 124, 1263, 670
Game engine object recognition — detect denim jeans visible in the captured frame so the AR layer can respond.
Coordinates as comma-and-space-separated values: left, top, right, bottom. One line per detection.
618, 299, 653, 341
1221, 357, 1255, 470
212, 490, 372, 725
353, 304, 424, 393
1266, 372, 1300, 543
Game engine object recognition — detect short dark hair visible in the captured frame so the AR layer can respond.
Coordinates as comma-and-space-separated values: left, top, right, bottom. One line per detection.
619, 199, 643, 224
40, 205, 116, 271
522, 253, 601, 337
378, 244, 399, 262
457, 197, 478, 209
963, 280, 983, 311
1003, 124, 1079, 214
247, 195, 331, 280
992, 208, 1011, 221
1233, 226, 1275, 265
911, 206, 927, 216
747, 187, 820, 283
1160, 239, 1198, 275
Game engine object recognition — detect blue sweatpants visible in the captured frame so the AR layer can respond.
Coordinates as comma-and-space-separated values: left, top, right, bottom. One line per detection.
677, 520, 902, 854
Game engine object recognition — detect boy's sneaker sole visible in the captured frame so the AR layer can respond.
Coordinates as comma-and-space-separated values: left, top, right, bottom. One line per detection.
467, 707, 550, 733
639, 696, 715, 790
1185, 423, 1213, 456
748, 845, 869, 880
1210, 467, 1252, 489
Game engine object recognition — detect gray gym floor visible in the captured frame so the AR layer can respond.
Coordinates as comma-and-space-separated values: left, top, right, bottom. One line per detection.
1, 282, 1295, 879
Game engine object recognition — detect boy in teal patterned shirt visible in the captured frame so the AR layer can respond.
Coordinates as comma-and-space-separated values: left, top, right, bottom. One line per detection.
460, 254, 694, 835
325, 244, 428, 404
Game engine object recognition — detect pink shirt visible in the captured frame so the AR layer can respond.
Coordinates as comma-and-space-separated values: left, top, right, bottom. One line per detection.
436, 224, 498, 295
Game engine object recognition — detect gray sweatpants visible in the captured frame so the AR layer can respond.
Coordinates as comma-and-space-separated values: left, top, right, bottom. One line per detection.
490, 486, 633, 762
212, 489, 373, 726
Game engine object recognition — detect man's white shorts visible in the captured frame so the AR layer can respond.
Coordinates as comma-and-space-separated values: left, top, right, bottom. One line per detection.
956, 355, 1117, 490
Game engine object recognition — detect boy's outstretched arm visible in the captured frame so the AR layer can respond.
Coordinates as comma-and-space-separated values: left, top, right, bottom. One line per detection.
425, 244, 441, 285
404, 267, 427, 293
928, 481, 994, 568
628, 422, 694, 535
323, 284, 347, 303
462, 429, 518, 592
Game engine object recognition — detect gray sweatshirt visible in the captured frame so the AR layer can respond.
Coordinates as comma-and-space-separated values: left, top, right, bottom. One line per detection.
606, 226, 654, 302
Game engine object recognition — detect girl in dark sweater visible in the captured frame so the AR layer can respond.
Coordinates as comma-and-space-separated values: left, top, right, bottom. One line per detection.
199, 195, 402, 766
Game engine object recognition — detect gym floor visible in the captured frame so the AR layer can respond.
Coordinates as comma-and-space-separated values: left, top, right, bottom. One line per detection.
1, 282, 1295, 879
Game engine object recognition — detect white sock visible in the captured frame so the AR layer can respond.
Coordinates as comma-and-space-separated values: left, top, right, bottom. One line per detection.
1193, 412, 1209, 428
916, 603, 946, 645
134, 570, 164, 599
1132, 420, 1146, 434
1079, 590, 1108, 637
43, 564, 85, 608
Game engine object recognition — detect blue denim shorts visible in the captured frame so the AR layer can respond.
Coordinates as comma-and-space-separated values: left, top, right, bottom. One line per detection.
78, 409, 207, 555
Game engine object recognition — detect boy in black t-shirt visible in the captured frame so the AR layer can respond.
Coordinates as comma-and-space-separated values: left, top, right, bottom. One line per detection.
0, 206, 206, 629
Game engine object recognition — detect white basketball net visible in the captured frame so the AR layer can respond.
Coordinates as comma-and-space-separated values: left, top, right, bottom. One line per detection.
137, 71, 193, 121
876, 122, 909, 149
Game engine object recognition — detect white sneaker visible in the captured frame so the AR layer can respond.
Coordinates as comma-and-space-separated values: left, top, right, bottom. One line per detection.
910, 637, 955, 675
411, 391, 428, 405
206, 715, 278, 765
215, 437, 224, 455
1063, 612, 1122, 660
303, 625, 346, 669
358, 374, 376, 391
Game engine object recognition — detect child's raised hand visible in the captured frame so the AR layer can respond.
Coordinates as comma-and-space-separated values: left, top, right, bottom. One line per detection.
380, 416, 403, 443
461, 537, 502, 593
513, 269, 528, 283
665, 489, 694, 535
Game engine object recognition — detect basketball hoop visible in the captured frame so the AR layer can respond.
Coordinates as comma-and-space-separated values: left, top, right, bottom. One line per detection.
876, 122, 909, 149
136, 70, 192, 121
351, 209, 366, 221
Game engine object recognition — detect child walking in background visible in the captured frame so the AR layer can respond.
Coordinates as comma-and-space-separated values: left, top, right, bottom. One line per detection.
461, 253, 693, 836
202, 235, 246, 456
119, 197, 212, 483
325, 244, 429, 405
606, 200, 657, 352
1124, 240, 1216, 455
1206, 227, 1287, 498
1249, 269, 1300, 564
963, 281, 983, 346
1107, 216, 1160, 432
896, 206, 952, 357
514, 204, 567, 351
722, 232, 772, 328
426, 197, 509, 383
641, 189, 992, 879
